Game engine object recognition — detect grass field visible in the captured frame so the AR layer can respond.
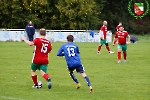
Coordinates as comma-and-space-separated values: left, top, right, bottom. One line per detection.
0, 35, 150, 100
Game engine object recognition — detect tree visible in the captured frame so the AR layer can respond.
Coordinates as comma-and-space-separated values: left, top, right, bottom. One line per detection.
0, 0, 16, 28
0, 0, 54, 29
0, 0, 149, 34
98, 0, 150, 34
18, 0, 52, 28
56, 0, 100, 30
94, 0, 106, 29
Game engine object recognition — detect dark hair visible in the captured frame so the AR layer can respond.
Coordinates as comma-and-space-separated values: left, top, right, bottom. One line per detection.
67, 35, 74, 42
40, 28, 46, 36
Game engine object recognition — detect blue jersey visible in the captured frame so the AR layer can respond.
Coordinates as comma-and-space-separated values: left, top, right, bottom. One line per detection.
57, 42, 82, 67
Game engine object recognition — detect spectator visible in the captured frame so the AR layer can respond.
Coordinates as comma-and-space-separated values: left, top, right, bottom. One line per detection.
25, 21, 35, 41
89, 30, 94, 38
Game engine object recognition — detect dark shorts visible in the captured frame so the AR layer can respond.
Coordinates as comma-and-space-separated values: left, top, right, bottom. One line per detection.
68, 65, 85, 73
31, 63, 48, 73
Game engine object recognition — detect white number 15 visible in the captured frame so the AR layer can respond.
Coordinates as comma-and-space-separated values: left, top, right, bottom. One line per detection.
41, 43, 48, 53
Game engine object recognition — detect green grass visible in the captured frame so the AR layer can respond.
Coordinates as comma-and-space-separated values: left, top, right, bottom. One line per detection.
0, 35, 150, 100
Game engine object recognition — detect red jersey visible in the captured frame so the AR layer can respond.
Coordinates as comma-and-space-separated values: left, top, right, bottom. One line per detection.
32, 38, 52, 64
115, 31, 129, 44
100, 25, 107, 39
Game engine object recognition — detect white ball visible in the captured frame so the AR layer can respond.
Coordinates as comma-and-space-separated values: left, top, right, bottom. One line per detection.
38, 81, 42, 88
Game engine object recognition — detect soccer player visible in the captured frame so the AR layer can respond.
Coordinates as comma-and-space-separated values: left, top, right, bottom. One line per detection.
112, 25, 130, 63
22, 28, 52, 89
116, 22, 122, 31
97, 21, 114, 54
57, 35, 93, 93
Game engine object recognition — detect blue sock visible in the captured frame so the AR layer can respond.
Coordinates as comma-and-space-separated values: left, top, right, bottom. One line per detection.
84, 76, 91, 86
70, 72, 79, 83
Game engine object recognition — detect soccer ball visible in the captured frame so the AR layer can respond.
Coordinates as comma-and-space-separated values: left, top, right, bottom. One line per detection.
38, 81, 42, 88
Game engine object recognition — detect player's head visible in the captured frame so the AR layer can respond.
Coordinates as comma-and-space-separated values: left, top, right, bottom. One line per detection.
29, 21, 32, 25
103, 21, 107, 26
119, 22, 122, 25
40, 28, 46, 36
119, 22, 122, 24
119, 25, 124, 31
67, 35, 74, 42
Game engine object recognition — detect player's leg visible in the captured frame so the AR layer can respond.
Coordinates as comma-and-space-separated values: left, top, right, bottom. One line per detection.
31, 63, 39, 88
81, 72, 93, 93
97, 40, 103, 54
117, 44, 122, 63
122, 44, 127, 63
68, 67, 80, 86
105, 40, 114, 54
40, 64, 52, 89
80, 72, 92, 86
76, 65, 93, 93
97, 44, 102, 54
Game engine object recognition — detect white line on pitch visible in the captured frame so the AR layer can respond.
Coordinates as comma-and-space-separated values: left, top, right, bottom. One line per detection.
0, 95, 25, 100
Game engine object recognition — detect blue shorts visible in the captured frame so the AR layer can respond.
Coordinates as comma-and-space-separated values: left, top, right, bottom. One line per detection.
68, 65, 85, 73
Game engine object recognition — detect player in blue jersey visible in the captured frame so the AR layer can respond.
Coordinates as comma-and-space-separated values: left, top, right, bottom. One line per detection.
57, 35, 93, 93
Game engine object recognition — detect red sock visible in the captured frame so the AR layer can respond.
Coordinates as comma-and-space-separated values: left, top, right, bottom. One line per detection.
123, 52, 127, 60
43, 73, 50, 81
106, 46, 110, 52
98, 45, 102, 51
118, 52, 121, 60
31, 75, 38, 85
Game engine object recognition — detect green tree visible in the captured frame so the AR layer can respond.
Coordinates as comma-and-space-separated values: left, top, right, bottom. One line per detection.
45, 0, 59, 29
94, 0, 106, 29
19, 0, 52, 28
98, 0, 150, 34
0, 0, 149, 34
0, 0, 17, 28
0, 0, 54, 29
98, 0, 129, 32
56, 0, 100, 30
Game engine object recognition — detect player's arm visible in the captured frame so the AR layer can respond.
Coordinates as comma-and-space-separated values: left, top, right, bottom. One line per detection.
116, 25, 119, 30
126, 34, 130, 44
112, 37, 117, 46
112, 34, 118, 46
99, 30, 103, 40
77, 46, 80, 54
57, 46, 64, 56
49, 43, 52, 53
21, 36, 34, 46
